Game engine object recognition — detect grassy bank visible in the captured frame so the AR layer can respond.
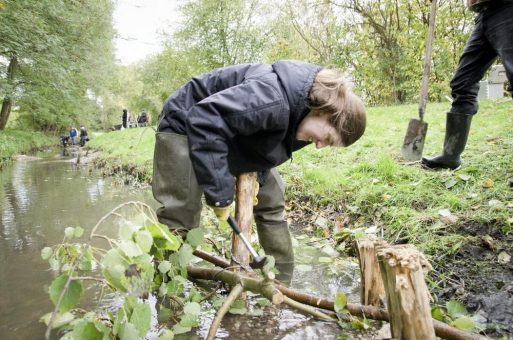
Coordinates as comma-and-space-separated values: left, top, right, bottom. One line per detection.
0, 129, 56, 165
89, 99, 512, 259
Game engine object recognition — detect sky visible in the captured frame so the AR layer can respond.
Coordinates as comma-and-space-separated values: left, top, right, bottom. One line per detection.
113, 0, 181, 65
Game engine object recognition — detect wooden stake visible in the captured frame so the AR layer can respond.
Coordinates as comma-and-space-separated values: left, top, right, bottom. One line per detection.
231, 172, 257, 268
377, 244, 435, 340
355, 238, 387, 307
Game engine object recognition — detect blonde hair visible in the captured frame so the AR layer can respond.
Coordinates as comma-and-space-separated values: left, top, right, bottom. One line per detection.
308, 68, 366, 147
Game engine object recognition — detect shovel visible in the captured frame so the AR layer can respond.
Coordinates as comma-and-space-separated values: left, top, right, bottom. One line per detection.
401, 0, 437, 161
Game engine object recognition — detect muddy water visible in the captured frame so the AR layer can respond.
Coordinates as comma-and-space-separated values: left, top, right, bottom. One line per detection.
0, 148, 362, 339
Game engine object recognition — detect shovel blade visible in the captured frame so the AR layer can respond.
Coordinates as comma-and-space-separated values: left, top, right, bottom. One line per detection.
401, 118, 428, 161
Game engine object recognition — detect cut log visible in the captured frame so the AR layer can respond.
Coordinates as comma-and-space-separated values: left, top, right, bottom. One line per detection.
377, 244, 435, 340
355, 238, 388, 307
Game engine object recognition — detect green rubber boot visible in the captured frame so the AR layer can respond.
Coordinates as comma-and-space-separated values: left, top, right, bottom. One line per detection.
256, 221, 294, 284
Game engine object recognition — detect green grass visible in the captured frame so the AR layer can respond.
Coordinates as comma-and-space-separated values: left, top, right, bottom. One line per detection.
87, 99, 513, 256
87, 127, 156, 181
0, 129, 56, 165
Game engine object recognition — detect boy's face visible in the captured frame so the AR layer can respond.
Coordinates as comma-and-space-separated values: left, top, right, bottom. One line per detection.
296, 113, 342, 149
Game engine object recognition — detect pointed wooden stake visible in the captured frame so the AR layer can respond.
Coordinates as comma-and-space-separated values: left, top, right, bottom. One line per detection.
355, 238, 387, 307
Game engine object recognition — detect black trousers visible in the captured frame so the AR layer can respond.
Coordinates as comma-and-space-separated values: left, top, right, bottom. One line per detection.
450, 2, 513, 115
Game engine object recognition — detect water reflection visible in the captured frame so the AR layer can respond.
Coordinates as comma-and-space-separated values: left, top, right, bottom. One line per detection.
0, 149, 155, 339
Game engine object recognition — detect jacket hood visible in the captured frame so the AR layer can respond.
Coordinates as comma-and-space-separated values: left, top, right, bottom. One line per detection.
272, 60, 322, 149
273, 60, 321, 117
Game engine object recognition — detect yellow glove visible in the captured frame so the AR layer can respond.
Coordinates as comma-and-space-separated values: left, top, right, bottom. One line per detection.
213, 206, 230, 222
253, 180, 259, 206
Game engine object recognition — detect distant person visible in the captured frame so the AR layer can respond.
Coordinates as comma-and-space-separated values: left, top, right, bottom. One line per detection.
69, 127, 77, 145
138, 110, 148, 127
422, 0, 513, 170
80, 126, 88, 146
60, 135, 70, 147
122, 109, 128, 129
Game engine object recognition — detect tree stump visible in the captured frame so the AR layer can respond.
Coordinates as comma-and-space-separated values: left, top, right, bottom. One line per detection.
355, 238, 387, 307
377, 244, 435, 340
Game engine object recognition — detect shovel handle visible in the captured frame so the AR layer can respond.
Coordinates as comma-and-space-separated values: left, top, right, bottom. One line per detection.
418, 0, 437, 121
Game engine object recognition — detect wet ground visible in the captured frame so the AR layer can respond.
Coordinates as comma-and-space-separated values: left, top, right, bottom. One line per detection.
439, 222, 513, 336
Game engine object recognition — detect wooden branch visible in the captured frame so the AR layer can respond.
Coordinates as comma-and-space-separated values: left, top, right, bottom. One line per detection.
206, 283, 244, 340
192, 251, 482, 340
282, 296, 334, 321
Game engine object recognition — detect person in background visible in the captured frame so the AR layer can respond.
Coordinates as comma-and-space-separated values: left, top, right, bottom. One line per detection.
69, 127, 77, 145
138, 109, 148, 127
122, 109, 128, 129
152, 60, 366, 281
79, 126, 88, 147
422, 0, 513, 170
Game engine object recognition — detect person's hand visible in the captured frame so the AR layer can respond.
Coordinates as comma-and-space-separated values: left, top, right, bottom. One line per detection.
253, 180, 259, 206
213, 206, 230, 222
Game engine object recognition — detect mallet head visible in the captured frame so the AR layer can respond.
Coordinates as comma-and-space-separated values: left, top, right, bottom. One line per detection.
249, 255, 268, 269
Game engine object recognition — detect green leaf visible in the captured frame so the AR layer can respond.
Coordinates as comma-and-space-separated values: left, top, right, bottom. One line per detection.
183, 302, 201, 316
350, 318, 370, 330
451, 316, 475, 331
189, 287, 202, 302
118, 240, 143, 258
186, 228, 204, 248
74, 227, 84, 238
64, 227, 75, 239
147, 224, 180, 251
178, 244, 193, 267
130, 303, 151, 337
119, 322, 140, 340
256, 298, 272, 307
229, 299, 247, 315
446, 300, 467, 319
157, 307, 172, 324
41, 247, 53, 260
172, 324, 191, 334
40, 311, 75, 329
72, 320, 103, 340
135, 230, 153, 253
180, 313, 199, 327
119, 224, 136, 241
158, 260, 172, 274
431, 306, 445, 321
334, 292, 347, 313
102, 249, 128, 292
158, 329, 174, 340
49, 274, 83, 313
113, 307, 126, 336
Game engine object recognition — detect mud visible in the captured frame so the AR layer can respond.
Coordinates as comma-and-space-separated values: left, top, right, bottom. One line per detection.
437, 222, 513, 336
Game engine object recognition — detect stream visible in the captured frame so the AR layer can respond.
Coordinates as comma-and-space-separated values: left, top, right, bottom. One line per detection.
0, 148, 363, 339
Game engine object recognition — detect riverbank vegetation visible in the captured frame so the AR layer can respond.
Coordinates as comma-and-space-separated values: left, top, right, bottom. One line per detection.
0, 129, 55, 166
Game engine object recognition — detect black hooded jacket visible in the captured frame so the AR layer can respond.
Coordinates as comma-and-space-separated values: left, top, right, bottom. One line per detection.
158, 60, 321, 207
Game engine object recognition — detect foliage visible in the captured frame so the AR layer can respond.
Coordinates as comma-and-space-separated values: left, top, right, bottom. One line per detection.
40, 203, 202, 338
0, 128, 56, 164
0, 0, 116, 132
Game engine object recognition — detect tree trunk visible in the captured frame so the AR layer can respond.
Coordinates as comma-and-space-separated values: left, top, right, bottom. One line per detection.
0, 55, 18, 130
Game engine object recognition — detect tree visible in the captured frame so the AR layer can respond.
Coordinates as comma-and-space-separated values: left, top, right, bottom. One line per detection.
0, 0, 116, 131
